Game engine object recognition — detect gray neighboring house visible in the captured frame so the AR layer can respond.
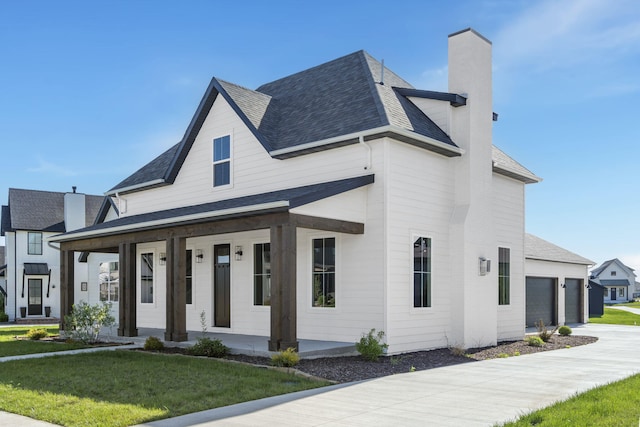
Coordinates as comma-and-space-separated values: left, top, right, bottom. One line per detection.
0, 188, 105, 321
590, 258, 638, 303
524, 233, 594, 327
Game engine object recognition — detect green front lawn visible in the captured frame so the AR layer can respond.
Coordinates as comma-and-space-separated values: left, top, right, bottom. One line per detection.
589, 307, 640, 326
619, 301, 640, 308
0, 351, 329, 426
501, 373, 640, 426
0, 326, 88, 357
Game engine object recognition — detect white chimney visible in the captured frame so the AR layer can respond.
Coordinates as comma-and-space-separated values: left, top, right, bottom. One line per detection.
64, 187, 86, 232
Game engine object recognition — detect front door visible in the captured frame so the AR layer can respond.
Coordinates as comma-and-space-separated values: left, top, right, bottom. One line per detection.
611, 288, 617, 300
213, 244, 231, 328
28, 278, 43, 316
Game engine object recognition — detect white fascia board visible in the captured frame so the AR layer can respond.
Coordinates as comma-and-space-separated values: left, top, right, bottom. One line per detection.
49, 200, 290, 242
104, 179, 166, 196
269, 125, 464, 157
492, 163, 542, 184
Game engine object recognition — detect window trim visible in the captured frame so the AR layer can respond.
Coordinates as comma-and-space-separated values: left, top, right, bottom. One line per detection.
186, 248, 194, 306
310, 234, 338, 309
99, 261, 119, 303
212, 134, 233, 188
498, 247, 510, 306
139, 251, 155, 305
27, 232, 43, 255
412, 235, 432, 309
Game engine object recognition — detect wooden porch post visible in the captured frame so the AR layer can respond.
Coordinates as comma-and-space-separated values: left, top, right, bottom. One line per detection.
269, 223, 298, 351
165, 236, 188, 342
118, 242, 138, 337
59, 248, 75, 331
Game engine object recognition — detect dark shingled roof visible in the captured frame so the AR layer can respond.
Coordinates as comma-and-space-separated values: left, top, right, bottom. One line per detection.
108, 51, 460, 194
59, 175, 374, 240
1, 189, 105, 233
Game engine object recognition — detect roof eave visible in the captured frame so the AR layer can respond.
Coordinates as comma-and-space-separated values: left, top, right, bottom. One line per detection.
493, 164, 542, 184
105, 179, 167, 196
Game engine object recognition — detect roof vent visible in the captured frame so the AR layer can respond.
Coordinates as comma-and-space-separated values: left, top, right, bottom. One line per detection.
379, 59, 385, 85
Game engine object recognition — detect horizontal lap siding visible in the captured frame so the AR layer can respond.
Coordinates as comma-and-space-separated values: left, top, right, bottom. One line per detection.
122, 97, 370, 216
384, 141, 456, 354
493, 175, 526, 341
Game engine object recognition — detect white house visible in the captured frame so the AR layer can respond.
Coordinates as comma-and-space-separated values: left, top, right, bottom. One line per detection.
0, 188, 109, 321
590, 258, 638, 303
524, 233, 594, 327
51, 29, 544, 354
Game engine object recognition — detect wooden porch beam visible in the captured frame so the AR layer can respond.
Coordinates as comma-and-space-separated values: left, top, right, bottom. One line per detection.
118, 242, 138, 337
59, 250, 75, 331
165, 236, 188, 342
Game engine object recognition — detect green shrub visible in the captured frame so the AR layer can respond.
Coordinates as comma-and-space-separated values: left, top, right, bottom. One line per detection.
526, 336, 544, 347
271, 347, 300, 367
535, 319, 558, 342
187, 337, 229, 358
27, 328, 48, 340
0, 312, 8, 322
64, 301, 115, 343
144, 336, 164, 351
497, 353, 510, 358
355, 328, 389, 361
558, 325, 572, 336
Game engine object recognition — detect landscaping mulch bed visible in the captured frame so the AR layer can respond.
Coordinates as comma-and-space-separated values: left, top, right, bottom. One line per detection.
155, 335, 597, 384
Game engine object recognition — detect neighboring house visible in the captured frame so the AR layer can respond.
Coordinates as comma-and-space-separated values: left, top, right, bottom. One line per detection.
590, 258, 637, 303
524, 234, 594, 327
0, 188, 110, 321
51, 29, 543, 353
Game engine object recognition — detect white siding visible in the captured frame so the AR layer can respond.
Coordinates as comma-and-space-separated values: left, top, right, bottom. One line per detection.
493, 174, 526, 341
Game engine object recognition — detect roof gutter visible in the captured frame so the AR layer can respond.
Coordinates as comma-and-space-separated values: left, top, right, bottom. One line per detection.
105, 179, 166, 197
268, 125, 464, 158
48, 201, 290, 243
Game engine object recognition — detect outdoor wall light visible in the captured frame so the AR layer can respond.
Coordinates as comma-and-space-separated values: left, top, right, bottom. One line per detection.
478, 257, 491, 276
560, 282, 566, 288
159, 253, 167, 266
235, 246, 243, 261
195, 249, 204, 263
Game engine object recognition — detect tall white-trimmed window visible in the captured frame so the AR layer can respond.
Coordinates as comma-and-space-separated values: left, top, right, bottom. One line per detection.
213, 135, 231, 187
99, 262, 119, 303
413, 237, 431, 308
620, 287, 625, 298
140, 253, 154, 304
254, 243, 271, 306
186, 250, 193, 305
498, 247, 510, 305
28, 232, 43, 255
312, 237, 335, 307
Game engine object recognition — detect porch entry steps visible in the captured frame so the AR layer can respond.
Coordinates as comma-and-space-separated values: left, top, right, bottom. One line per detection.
15, 317, 60, 325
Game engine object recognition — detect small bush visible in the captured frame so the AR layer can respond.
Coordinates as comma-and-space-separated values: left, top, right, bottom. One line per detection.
271, 347, 300, 367
355, 328, 389, 361
526, 336, 544, 347
187, 337, 229, 358
558, 325, 572, 336
27, 328, 48, 340
64, 301, 115, 343
0, 312, 8, 322
535, 319, 558, 342
144, 336, 164, 351
497, 353, 510, 358
449, 346, 466, 357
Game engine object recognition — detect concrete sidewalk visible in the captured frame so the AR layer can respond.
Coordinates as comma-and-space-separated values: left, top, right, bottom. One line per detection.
138, 323, 640, 427
1, 323, 639, 426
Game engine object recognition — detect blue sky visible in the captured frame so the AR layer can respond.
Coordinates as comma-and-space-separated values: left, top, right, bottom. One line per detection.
1, 0, 639, 272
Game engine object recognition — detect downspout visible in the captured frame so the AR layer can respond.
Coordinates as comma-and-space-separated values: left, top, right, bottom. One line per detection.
359, 135, 372, 171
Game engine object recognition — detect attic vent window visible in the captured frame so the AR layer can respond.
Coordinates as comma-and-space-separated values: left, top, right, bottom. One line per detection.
611, 271, 616, 276
213, 135, 232, 187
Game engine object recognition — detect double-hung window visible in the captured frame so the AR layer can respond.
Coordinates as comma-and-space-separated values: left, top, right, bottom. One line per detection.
413, 237, 431, 308
28, 232, 43, 255
498, 247, 510, 305
140, 253, 154, 304
312, 237, 335, 307
254, 243, 271, 306
186, 250, 193, 305
213, 135, 231, 187
99, 262, 119, 303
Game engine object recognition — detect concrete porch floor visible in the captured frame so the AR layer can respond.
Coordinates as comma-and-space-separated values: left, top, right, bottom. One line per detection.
103, 327, 357, 359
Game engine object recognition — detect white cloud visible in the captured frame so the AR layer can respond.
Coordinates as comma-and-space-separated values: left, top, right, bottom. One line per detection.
26, 158, 78, 177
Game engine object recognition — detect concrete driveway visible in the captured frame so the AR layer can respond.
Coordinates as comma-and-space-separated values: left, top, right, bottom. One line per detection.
139, 323, 640, 427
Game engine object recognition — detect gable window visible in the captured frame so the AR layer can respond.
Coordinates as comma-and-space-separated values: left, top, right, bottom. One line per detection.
611, 271, 617, 277
312, 237, 335, 307
213, 135, 231, 187
186, 250, 193, 305
99, 262, 119, 303
498, 247, 510, 305
413, 237, 431, 308
254, 243, 271, 306
28, 232, 43, 255
140, 253, 154, 304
